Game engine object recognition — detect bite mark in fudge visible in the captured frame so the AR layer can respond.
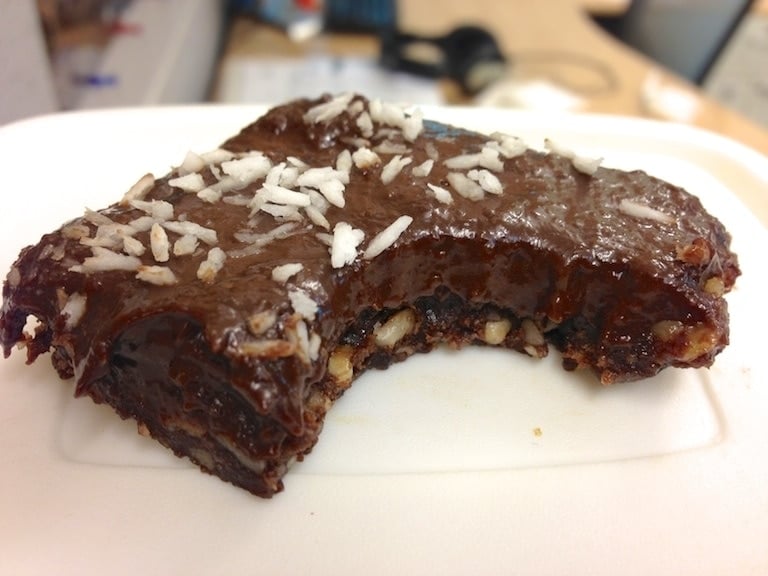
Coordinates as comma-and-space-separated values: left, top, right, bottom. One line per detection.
0, 94, 740, 497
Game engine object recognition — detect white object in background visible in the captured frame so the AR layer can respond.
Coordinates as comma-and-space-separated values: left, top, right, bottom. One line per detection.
475, 78, 585, 111
75, 0, 225, 109
640, 70, 701, 122
0, 0, 58, 125
216, 55, 443, 105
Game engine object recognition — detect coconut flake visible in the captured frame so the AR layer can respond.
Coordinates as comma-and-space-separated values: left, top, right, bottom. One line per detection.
318, 178, 346, 208
479, 146, 504, 171
306, 189, 330, 212
544, 138, 602, 174
368, 99, 406, 128
70, 247, 142, 273
488, 132, 527, 158
229, 222, 299, 257
61, 292, 87, 329
130, 199, 174, 221
201, 148, 235, 165
137, 265, 177, 286
467, 168, 503, 195
425, 141, 439, 161
22, 314, 42, 340
336, 149, 353, 173
411, 159, 434, 178
173, 234, 198, 256
197, 187, 222, 203
296, 167, 348, 207
168, 172, 205, 193
221, 153, 272, 185
278, 166, 300, 189
446, 172, 484, 201
303, 93, 355, 124
162, 221, 218, 245
272, 263, 304, 283
265, 162, 286, 186
618, 199, 674, 224
363, 215, 413, 260
240, 339, 296, 358
259, 203, 303, 221
287, 156, 309, 171
381, 155, 412, 185
426, 183, 453, 204
331, 222, 364, 268
571, 154, 603, 175
255, 183, 311, 207
356, 111, 374, 138
352, 147, 381, 170
402, 108, 424, 141
122, 235, 146, 257
444, 152, 481, 170
128, 215, 155, 232
120, 173, 155, 206
285, 317, 312, 364
83, 209, 115, 227
80, 223, 137, 249
315, 232, 334, 247
309, 331, 322, 361
289, 288, 318, 321
373, 141, 410, 155
62, 223, 91, 240
150, 223, 170, 262
305, 205, 330, 230
178, 151, 205, 175
197, 247, 227, 283
297, 166, 350, 186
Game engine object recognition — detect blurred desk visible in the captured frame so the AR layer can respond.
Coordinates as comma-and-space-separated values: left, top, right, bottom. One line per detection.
218, 0, 768, 224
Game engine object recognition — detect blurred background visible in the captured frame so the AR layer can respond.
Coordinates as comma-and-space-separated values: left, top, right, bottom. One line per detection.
1, 0, 767, 146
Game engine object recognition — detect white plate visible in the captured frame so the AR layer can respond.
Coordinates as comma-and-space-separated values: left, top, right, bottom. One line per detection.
1, 106, 766, 576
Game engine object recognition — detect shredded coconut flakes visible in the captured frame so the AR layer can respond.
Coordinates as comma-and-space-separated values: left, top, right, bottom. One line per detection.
331, 222, 364, 268
288, 288, 318, 321
364, 215, 413, 260
197, 247, 227, 283
136, 265, 177, 285
618, 199, 674, 224
272, 263, 304, 283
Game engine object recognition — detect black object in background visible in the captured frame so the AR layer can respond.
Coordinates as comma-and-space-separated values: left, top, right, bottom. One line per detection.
380, 25, 508, 95
324, 0, 397, 32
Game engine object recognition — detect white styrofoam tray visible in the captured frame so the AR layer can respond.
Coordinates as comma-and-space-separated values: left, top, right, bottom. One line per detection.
0, 105, 766, 576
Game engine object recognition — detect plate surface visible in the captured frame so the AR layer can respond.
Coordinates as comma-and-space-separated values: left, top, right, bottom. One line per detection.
1, 105, 766, 576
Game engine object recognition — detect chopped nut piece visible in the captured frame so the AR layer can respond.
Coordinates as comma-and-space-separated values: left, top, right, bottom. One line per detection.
676, 238, 712, 266
652, 320, 684, 342
521, 319, 545, 346
704, 277, 725, 297
374, 309, 416, 349
483, 319, 511, 345
328, 345, 354, 388
678, 325, 718, 362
